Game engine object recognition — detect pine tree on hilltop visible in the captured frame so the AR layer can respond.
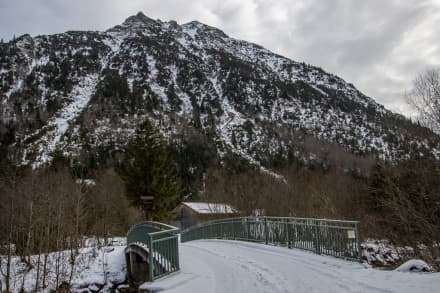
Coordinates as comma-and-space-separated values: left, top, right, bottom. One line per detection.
117, 120, 180, 221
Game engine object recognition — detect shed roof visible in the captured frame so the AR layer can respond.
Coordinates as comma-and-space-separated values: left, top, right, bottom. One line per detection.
182, 202, 237, 214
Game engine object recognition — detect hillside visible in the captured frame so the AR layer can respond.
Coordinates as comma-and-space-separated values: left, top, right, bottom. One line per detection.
0, 12, 439, 172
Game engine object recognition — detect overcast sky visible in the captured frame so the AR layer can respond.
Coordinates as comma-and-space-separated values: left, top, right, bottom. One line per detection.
1, 0, 439, 116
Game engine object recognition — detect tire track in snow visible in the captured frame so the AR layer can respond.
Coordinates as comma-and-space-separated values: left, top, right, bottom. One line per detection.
191, 243, 291, 293
214, 240, 393, 293
143, 240, 440, 293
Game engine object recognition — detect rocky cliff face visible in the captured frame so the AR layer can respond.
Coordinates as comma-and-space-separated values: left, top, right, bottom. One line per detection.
0, 12, 438, 171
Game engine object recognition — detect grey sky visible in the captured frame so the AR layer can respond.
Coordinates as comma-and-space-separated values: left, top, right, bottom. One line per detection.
1, 0, 439, 116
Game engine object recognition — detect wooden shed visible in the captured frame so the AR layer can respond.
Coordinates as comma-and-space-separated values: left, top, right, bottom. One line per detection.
170, 202, 238, 229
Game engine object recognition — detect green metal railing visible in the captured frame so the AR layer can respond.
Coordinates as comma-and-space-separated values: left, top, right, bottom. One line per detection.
127, 221, 180, 281
181, 216, 362, 262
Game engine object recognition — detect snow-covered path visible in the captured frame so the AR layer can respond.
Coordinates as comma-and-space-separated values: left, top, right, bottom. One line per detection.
143, 240, 440, 293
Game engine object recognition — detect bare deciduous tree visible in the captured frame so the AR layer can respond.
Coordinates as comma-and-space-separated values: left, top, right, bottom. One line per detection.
406, 68, 440, 134
0, 165, 144, 291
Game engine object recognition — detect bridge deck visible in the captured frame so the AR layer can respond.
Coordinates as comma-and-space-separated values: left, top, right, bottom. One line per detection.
140, 239, 440, 293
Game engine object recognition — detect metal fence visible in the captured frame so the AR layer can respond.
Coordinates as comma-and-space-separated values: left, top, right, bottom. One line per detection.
126, 221, 180, 281
181, 216, 361, 262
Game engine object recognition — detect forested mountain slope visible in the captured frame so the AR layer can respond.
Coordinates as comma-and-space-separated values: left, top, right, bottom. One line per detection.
1, 12, 438, 171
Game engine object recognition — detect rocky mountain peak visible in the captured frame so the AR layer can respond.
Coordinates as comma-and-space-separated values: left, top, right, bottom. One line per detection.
182, 20, 228, 39
121, 11, 159, 28
14, 34, 34, 49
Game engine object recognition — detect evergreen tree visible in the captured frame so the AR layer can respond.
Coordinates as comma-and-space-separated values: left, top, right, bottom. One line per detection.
368, 161, 397, 212
167, 83, 181, 112
117, 120, 180, 220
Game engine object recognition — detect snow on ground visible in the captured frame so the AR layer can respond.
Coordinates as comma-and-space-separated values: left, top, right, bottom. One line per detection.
3, 238, 439, 292
0, 238, 126, 293
142, 240, 440, 293
182, 202, 237, 214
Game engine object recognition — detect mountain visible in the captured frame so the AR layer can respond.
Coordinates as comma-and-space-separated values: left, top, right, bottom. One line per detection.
0, 12, 439, 173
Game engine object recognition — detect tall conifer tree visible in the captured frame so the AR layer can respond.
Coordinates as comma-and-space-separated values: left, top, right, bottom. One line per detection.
118, 120, 180, 220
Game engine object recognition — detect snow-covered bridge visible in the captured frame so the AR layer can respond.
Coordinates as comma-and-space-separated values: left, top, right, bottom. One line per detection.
126, 217, 439, 292
141, 239, 439, 293
126, 216, 362, 285
181, 217, 362, 261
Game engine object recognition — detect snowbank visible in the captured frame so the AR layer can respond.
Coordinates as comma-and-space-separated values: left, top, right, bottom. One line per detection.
395, 259, 433, 273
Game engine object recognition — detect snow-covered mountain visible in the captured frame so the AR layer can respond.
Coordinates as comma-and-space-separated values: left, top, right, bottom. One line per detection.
0, 12, 439, 170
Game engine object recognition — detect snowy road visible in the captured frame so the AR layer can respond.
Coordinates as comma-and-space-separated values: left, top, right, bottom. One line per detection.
142, 239, 440, 293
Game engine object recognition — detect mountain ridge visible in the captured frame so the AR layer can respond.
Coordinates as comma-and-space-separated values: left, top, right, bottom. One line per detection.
0, 12, 438, 172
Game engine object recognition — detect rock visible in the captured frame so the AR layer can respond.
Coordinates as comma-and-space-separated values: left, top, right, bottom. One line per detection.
88, 283, 103, 292
395, 259, 433, 273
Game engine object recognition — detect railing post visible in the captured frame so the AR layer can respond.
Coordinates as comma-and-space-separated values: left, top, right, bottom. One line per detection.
355, 221, 362, 262
148, 234, 154, 282
175, 237, 180, 270
285, 219, 290, 248
246, 217, 250, 240
314, 220, 321, 255
264, 217, 268, 244
232, 221, 235, 240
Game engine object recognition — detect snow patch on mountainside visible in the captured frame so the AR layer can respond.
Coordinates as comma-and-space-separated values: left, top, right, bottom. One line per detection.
23, 75, 98, 167
209, 73, 286, 181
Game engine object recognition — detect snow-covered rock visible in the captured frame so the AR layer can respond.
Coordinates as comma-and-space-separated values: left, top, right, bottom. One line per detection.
395, 259, 433, 273
362, 239, 414, 267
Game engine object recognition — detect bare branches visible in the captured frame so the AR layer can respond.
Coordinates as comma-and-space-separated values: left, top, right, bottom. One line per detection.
407, 68, 440, 134
0, 166, 143, 291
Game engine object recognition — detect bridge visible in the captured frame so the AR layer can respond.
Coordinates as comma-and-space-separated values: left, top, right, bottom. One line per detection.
125, 221, 180, 285
125, 216, 362, 286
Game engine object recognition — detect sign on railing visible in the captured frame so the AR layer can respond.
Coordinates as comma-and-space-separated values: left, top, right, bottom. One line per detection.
181, 217, 362, 262
126, 221, 180, 282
